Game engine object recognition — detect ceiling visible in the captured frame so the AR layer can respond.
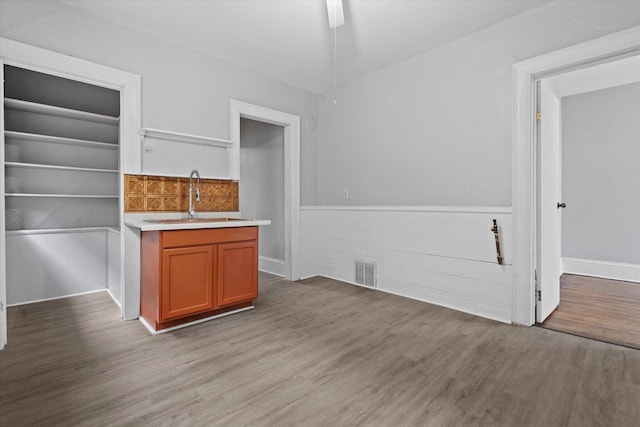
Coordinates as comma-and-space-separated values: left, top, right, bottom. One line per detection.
60, 0, 553, 94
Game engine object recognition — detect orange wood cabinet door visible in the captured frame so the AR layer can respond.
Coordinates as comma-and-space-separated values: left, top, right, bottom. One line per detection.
161, 245, 215, 321
217, 240, 258, 307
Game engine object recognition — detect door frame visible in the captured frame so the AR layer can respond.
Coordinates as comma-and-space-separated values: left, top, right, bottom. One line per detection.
229, 100, 301, 281
0, 38, 142, 348
512, 26, 640, 326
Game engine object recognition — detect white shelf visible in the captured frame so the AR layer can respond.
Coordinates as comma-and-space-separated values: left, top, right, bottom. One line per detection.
6, 226, 119, 236
140, 127, 232, 148
4, 130, 118, 150
6, 193, 118, 199
4, 98, 119, 125
5, 161, 118, 174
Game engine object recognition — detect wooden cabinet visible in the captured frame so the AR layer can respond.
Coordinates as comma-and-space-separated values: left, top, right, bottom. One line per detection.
141, 226, 258, 331
161, 245, 214, 320
217, 241, 258, 307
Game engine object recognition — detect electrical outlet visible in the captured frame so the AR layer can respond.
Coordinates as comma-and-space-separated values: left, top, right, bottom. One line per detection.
342, 189, 349, 199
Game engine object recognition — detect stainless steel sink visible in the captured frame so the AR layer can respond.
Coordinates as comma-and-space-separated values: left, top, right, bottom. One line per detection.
145, 218, 247, 224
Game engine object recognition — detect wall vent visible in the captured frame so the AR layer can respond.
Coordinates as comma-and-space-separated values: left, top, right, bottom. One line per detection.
355, 260, 377, 288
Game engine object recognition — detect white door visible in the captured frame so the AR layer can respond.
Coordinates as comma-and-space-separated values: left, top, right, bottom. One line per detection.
0, 62, 7, 348
536, 80, 562, 322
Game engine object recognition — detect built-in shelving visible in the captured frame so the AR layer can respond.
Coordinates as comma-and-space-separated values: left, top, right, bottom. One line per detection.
4, 74, 120, 232
3, 64, 123, 306
4, 98, 119, 125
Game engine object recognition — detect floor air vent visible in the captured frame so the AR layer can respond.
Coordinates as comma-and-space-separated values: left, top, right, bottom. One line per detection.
355, 260, 377, 288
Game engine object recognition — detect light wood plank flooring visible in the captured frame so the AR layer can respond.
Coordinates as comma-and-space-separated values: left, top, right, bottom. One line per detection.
540, 274, 640, 350
2, 272, 640, 426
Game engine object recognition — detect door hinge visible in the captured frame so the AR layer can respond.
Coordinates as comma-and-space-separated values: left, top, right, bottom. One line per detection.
536, 111, 541, 122
537, 290, 541, 302
0, 301, 4, 311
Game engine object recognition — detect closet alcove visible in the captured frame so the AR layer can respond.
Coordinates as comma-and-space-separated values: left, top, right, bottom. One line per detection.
3, 65, 122, 306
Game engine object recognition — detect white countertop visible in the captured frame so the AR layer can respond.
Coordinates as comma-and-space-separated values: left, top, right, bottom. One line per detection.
124, 212, 270, 231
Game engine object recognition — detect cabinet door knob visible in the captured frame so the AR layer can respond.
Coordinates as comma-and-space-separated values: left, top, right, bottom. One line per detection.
557, 202, 566, 209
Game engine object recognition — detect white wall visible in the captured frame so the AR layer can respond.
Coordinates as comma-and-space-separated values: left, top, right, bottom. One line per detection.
562, 82, 640, 266
0, 0, 319, 204
239, 118, 285, 263
316, 1, 640, 206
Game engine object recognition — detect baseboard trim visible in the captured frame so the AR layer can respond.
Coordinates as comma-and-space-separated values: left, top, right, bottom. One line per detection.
7, 288, 108, 307
106, 288, 122, 309
315, 273, 511, 324
139, 306, 255, 335
259, 256, 285, 277
562, 258, 640, 283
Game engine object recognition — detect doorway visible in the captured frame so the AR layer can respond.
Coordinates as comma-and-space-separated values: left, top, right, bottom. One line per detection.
535, 71, 640, 348
229, 100, 300, 282
239, 118, 285, 276
512, 26, 640, 326
536, 56, 640, 319
512, 26, 640, 327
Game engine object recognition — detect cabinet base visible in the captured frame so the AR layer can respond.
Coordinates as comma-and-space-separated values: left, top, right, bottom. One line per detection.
139, 302, 254, 335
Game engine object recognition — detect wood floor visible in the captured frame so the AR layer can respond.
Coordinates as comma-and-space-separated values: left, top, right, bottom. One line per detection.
540, 274, 640, 350
2, 273, 640, 426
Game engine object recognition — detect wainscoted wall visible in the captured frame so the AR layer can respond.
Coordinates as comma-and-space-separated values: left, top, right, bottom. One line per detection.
300, 207, 513, 323
6, 229, 110, 305
124, 174, 238, 212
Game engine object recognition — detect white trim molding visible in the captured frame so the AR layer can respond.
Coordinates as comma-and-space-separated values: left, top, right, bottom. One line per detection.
0, 62, 5, 349
512, 26, 640, 326
259, 256, 285, 277
139, 306, 255, 335
562, 258, 640, 283
6, 288, 109, 308
230, 99, 301, 281
301, 205, 512, 214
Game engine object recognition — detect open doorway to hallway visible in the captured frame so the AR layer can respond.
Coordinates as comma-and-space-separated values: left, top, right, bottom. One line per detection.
239, 118, 285, 277
536, 61, 640, 349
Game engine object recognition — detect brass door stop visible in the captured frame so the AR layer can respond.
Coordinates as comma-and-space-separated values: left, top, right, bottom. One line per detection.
491, 219, 503, 265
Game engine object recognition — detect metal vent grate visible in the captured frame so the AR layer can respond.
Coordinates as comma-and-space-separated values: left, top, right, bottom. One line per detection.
355, 260, 377, 288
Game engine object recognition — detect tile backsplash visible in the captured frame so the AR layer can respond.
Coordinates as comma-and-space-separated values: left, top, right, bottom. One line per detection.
124, 174, 239, 212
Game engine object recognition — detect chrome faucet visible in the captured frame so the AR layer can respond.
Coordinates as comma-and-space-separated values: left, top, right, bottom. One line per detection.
188, 169, 201, 219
